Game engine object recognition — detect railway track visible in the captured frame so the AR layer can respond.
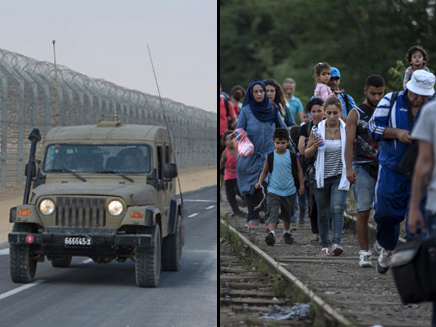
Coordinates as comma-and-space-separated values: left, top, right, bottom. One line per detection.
219, 194, 433, 327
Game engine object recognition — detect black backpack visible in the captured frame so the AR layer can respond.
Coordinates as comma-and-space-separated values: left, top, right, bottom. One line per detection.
340, 92, 351, 114
299, 121, 315, 174
267, 150, 300, 191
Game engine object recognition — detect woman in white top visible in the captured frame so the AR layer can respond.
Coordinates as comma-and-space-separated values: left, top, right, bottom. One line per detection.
304, 95, 350, 256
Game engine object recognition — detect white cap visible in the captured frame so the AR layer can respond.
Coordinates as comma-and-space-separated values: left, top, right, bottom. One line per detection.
406, 70, 435, 96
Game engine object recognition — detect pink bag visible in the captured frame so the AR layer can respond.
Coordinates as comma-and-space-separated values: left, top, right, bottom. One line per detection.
233, 128, 254, 158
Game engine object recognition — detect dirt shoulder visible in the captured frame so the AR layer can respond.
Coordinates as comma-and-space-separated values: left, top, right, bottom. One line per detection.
0, 166, 216, 245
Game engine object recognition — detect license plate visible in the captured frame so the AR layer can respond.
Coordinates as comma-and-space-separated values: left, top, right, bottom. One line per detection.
64, 236, 92, 247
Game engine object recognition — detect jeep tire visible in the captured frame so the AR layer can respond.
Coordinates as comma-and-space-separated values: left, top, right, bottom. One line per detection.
135, 225, 161, 287
161, 215, 182, 271
51, 256, 72, 268
10, 223, 38, 283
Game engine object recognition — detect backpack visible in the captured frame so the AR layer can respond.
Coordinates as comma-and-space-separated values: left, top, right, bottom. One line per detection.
299, 121, 315, 174
267, 150, 300, 191
342, 93, 351, 114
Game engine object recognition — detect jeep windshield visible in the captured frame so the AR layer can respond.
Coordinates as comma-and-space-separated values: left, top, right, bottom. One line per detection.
42, 144, 151, 175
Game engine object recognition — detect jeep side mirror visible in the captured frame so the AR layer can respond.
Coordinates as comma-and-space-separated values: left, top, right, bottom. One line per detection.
164, 163, 178, 179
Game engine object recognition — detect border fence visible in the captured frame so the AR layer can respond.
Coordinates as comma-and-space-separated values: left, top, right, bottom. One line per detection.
0, 48, 216, 189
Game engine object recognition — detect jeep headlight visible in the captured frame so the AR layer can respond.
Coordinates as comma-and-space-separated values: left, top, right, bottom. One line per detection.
39, 199, 55, 215
108, 200, 124, 216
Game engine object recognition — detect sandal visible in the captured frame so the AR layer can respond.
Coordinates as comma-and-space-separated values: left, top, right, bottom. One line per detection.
311, 234, 320, 243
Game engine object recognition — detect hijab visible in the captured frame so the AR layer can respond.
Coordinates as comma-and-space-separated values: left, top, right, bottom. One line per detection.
242, 80, 279, 122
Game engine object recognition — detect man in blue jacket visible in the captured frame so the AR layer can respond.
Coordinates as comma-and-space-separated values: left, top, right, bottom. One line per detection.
368, 70, 435, 274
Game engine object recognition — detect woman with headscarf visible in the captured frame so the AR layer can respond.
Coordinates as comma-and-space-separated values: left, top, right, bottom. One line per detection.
236, 80, 294, 230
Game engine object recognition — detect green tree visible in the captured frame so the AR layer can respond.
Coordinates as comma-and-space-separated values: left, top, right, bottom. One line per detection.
220, 0, 436, 107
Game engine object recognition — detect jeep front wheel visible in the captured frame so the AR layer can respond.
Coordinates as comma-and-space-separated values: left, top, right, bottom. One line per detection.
135, 225, 161, 287
10, 223, 38, 283
161, 215, 183, 271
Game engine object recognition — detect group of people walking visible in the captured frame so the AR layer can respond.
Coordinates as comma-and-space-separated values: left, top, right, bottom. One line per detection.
220, 44, 436, 327
220, 45, 435, 267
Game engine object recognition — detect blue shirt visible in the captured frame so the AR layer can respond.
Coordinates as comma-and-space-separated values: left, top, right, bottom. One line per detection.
236, 105, 289, 196
268, 150, 296, 196
337, 93, 356, 117
283, 104, 296, 127
287, 96, 304, 121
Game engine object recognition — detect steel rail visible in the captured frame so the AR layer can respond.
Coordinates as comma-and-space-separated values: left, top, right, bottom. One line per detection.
220, 218, 353, 326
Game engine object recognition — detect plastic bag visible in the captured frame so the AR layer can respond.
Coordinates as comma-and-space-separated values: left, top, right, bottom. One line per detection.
233, 128, 254, 158
259, 303, 310, 321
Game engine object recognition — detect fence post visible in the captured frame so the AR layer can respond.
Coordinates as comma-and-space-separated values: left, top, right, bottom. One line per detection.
1, 77, 8, 187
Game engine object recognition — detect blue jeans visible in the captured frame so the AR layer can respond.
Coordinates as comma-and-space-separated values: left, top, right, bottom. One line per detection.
291, 190, 308, 223
426, 211, 436, 327
313, 175, 348, 248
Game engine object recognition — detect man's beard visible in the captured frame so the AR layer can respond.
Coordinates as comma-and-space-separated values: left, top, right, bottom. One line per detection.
366, 97, 377, 109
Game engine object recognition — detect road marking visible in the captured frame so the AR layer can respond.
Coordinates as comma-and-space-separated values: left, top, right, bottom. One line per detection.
0, 280, 45, 301
81, 258, 93, 264
205, 205, 215, 210
0, 248, 9, 256
188, 213, 199, 218
183, 199, 216, 202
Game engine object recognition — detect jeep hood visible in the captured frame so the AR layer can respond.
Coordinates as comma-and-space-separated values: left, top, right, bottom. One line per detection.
31, 182, 157, 206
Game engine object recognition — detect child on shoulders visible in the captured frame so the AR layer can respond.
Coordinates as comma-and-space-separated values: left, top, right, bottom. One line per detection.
403, 45, 430, 89
314, 62, 338, 101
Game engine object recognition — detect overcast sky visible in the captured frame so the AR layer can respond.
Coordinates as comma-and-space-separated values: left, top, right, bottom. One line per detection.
0, 0, 217, 113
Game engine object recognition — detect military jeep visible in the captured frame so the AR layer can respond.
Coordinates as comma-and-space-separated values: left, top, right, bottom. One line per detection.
9, 117, 184, 287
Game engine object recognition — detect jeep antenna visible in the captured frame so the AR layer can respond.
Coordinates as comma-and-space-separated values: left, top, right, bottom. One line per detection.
52, 40, 60, 126
147, 45, 183, 205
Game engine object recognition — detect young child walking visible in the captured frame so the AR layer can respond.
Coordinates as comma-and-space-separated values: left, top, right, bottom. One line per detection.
220, 130, 246, 218
255, 127, 304, 246
314, 62, 336, 101
403, 45, 430, 89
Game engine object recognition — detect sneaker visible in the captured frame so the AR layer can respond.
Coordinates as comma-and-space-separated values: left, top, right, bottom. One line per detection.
297, 218, 305, 226
290, 222, 297, 230
331, 244, 344, 256
283, 233, 294, 245
265, 231, 276, 246
373, 240, 382, 255
319, 248, 330, 256
376, 248, 393, 274
359, 250, 372, 268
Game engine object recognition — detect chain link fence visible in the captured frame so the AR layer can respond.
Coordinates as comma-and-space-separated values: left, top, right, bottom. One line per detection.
0, 48, 216, 189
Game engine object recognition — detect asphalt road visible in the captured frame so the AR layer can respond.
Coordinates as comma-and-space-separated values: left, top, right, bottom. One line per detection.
0, 186, 217, 327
